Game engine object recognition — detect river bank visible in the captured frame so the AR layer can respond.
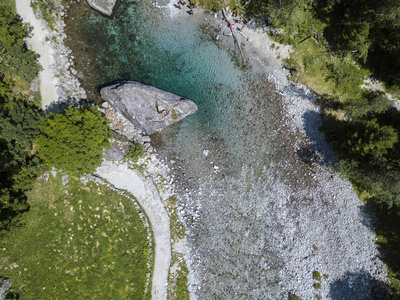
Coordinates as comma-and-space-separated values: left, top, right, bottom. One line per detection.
15, 0, 86, 111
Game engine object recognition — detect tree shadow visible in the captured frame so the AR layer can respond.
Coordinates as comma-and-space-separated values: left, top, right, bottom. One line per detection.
330, 270, 394, 300
299, 109, 337, 166
43, 98, 91, 115
363, 200, 400, 296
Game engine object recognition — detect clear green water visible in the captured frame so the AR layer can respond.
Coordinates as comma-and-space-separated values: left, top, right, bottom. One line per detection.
65, 0, 288, 297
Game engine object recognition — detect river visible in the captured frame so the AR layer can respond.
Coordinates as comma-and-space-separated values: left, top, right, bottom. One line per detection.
64, 0, 389, 298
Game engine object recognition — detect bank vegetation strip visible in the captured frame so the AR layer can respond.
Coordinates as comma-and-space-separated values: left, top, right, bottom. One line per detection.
96, 161, 172, 300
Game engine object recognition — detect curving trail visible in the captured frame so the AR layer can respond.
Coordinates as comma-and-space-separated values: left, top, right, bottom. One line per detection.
96, 160, 171, 300
15, 0, 58, 110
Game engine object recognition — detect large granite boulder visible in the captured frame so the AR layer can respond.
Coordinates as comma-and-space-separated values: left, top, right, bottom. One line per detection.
86, 0, 117, 16
100, 81, 198, 135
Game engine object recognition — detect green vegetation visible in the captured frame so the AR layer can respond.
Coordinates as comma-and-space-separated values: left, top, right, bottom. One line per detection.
196, 0, 222, 11
288, 293, 300, 300
313, 271, 321, 281
313, 282, 322, 290
0, 0, 16, 13
168, 253, 190, 300
30, 0, 57, 30
167, 195, 190, 300
0, 175, 152, 298
125, 140, 145, 163
242, 0, 400, 92
167, 195, 186, 242
0, 84, 43, 230
37, 106, 111, 176
0, 5, 40, 82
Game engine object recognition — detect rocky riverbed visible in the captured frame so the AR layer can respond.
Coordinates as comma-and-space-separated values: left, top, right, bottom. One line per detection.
150, 5, 391, 300
58, 0, 392, 299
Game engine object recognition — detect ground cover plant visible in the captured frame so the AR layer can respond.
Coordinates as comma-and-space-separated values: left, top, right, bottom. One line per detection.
125, 140, 145, 163
166, 196, 189, 300
0, 175, 152, 299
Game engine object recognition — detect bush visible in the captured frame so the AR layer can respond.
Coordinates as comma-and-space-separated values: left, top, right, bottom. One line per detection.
125, 140, 145, 162
37, 106, 111, 176
313, 282, 322, 289
313, 271, 321, 281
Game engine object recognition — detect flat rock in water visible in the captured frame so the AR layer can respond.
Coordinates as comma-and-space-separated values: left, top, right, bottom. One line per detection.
86, 0, 117, 16
100, 81, 198, 135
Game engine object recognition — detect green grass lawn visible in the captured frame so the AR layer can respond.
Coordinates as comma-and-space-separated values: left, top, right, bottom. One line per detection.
0, 174, 152, 299
284, 38, 369, 102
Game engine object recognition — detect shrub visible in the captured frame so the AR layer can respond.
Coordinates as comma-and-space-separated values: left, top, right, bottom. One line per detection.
313, 271, 321, 281
37, 106, 111, 176
125, 140, 145, 162
313, 282, 322, 289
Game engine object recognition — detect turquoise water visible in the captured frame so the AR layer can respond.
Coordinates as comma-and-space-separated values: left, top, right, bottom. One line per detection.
65, 0, 287, 297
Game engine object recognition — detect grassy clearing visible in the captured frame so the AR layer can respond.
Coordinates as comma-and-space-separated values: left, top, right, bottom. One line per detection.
0, 174, 152, 299
285, 39, 335, 96
284, 38, 369, 102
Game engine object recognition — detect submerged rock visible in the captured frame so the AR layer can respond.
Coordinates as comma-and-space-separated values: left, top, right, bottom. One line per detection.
86, 0, 117, 16
100, 81, 198, 135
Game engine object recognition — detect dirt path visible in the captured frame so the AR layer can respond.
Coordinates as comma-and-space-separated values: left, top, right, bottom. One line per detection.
96, 161, 171, 300
15, 0, 58, 110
